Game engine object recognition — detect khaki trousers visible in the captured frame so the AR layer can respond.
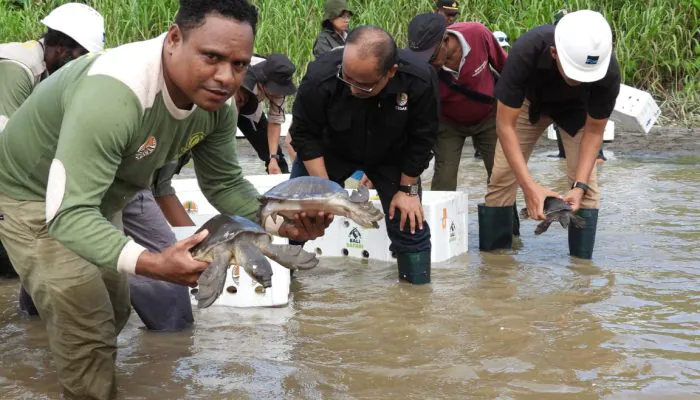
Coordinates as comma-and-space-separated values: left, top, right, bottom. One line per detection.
0, 194, 131, 400
431, 114, 498, 191
485, 100, 600, 208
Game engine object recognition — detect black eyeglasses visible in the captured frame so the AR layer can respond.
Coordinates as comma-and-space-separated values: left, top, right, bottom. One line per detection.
336, 65, 384, 94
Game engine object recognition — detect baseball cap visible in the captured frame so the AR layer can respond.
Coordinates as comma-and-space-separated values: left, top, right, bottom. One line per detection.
249, 53, 297, 96
406, 13, 447, 63
435, 0, 459, 15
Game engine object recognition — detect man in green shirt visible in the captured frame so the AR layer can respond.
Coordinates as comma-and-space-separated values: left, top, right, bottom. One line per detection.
0, 1, 330, 398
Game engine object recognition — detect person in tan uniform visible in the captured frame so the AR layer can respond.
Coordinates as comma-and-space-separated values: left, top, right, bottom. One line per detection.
479, 10, 620, 259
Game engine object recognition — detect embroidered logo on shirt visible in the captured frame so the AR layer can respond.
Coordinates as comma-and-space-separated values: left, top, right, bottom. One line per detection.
178, 131, 206, 156
396, 93, 408, 111
472, 60, 488, 77
135, 136, 157, 160
585, 55, 599, 65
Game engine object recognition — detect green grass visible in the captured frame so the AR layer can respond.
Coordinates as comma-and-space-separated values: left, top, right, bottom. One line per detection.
1, 0, 698, 126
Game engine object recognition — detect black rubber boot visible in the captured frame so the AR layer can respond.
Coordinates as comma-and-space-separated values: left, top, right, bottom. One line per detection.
397, 250, 431, 284
568, 208, 599, 259
478, 203, 514, 251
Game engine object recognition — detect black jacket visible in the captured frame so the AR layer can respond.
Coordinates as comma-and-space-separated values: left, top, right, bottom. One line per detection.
289, 48, 439, 178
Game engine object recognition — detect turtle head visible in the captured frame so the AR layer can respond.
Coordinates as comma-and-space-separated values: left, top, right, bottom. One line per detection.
349, 184, 370, 203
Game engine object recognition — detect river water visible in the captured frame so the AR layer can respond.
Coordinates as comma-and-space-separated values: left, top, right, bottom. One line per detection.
0, 129, 698, 399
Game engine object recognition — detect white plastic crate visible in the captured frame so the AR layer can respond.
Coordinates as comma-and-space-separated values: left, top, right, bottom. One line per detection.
301, 190, 469, 263
546, 121, 615, 141
610, 84, 660, 134
172, 226, 291, 308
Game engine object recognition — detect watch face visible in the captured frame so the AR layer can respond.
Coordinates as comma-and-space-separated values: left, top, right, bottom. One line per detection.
410, 185, 419, 195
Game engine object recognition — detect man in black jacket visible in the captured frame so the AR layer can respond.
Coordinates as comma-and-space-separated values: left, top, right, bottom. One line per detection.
289, 26, 439, 284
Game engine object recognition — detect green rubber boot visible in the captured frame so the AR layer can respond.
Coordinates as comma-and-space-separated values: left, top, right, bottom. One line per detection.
568, 208, 599, 259
512, 202, 521, 237
397, 251, 431, 284
478, 203, 514, 251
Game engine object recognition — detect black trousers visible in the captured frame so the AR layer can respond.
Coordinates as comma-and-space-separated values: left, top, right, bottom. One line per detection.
289, 156, 431, 254
237, 113, 289, 173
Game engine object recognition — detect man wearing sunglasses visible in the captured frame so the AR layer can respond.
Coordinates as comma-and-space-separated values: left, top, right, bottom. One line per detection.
289, 25, 439, 285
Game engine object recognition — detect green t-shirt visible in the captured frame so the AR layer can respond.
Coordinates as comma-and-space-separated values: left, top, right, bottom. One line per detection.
0, 33, 260, 272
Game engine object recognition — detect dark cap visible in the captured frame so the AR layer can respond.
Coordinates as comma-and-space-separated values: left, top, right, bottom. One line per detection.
435, 0, 459, 13
249, 53, 297, 96
406, 13, 447, 63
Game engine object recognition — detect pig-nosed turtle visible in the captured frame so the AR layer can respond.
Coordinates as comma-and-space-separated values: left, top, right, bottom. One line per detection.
259, 176, 384, 229
190, 214, 318, 308
519, 196, 586, 235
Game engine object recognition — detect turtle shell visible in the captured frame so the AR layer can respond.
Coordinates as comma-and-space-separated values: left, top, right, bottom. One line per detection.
262, 176, 348, 201
543, 196, 573, 216
190, 214, 267, 257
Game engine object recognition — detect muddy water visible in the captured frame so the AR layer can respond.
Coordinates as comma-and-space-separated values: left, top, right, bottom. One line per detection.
1, 129, 699, 399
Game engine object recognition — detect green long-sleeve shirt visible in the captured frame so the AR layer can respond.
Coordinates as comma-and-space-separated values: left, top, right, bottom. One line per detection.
0, 33, 260, 273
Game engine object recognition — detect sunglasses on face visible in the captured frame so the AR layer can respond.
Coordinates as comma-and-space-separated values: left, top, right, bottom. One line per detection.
336, 65, 384, 94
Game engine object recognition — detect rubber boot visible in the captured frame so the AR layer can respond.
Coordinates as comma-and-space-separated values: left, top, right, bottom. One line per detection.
478, 203, 514, 251
512, 203, 520, 237
397, 250, 431, 284
568, 208, 599, 259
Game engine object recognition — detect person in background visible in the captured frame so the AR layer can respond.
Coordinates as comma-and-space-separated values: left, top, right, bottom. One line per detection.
479, 10, 620, 259
434, 0, 459, 25
237, 53, 298, 174
406, 13, 521, 237
312, 0, 353, 58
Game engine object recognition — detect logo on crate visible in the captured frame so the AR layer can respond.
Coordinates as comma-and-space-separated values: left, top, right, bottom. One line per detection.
182, 200, 198, 214
449, 221, 456, 242
346, 227, 363, 249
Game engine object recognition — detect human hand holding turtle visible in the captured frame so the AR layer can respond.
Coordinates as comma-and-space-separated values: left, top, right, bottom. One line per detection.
523, 181, 563, 220
135, 229, 211, 287
563, 187, 585, 213
278, 211, 334, 241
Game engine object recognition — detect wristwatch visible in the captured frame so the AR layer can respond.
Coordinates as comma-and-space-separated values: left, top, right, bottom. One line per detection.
269, 154, 280, 161
571, 181, 590, 194
398, 184, 419, 196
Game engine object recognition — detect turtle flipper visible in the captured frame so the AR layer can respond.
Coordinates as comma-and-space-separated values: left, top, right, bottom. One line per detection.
570, 214, 586, 229
349, 184, 370, 203
534, 219, 554, 235
261, 243, 319, 270
195, 250, 231, 309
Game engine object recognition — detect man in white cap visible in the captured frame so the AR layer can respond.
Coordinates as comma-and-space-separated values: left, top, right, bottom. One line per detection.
478, 9, 620, 260
0, 2, 105, 309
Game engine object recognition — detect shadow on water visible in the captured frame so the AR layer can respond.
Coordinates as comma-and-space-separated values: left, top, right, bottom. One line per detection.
1, 132, 699, 399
